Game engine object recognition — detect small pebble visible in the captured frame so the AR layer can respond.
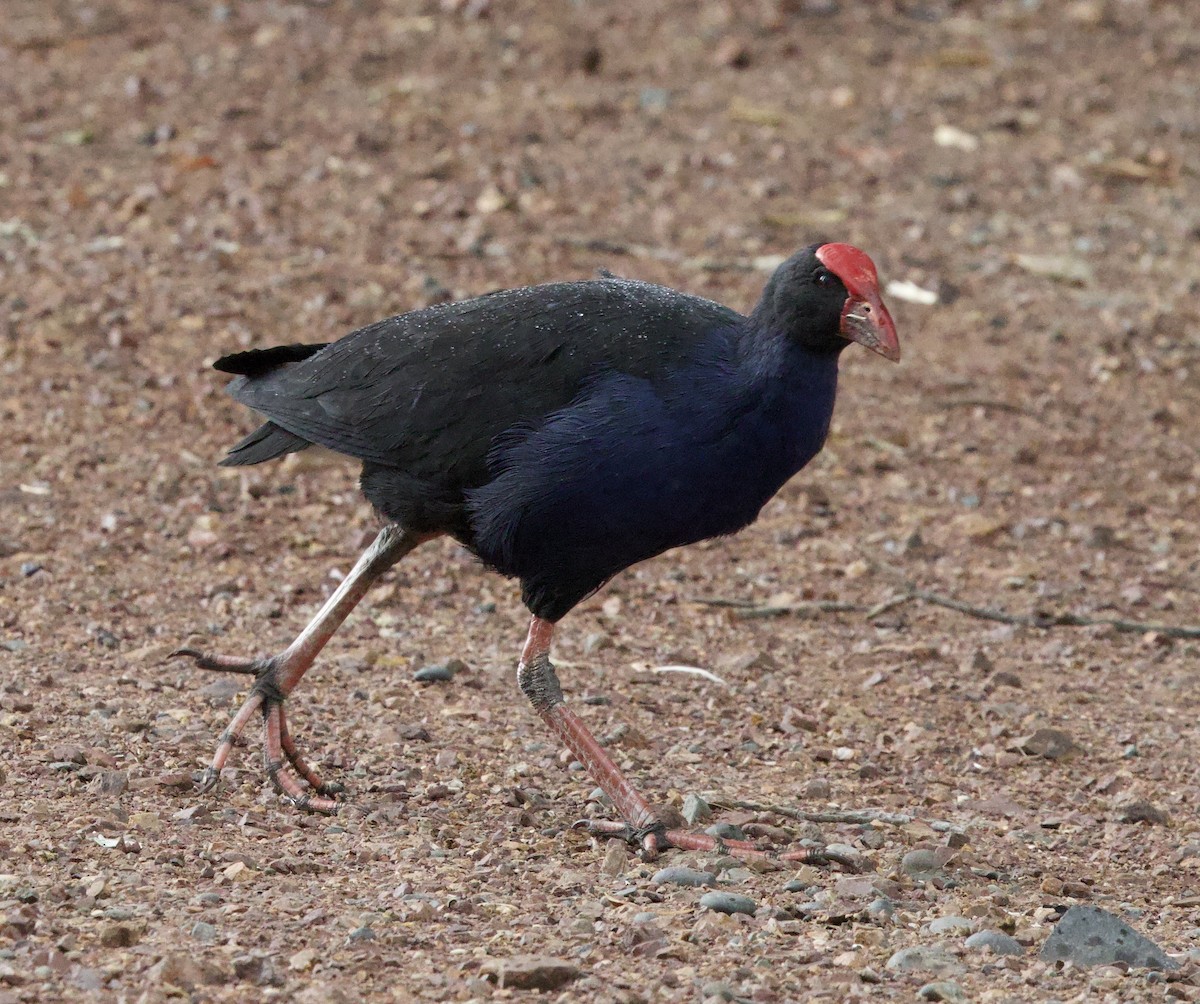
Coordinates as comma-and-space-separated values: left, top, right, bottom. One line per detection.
99, 923, 140, 948
901, 848, 944, 879
699, 891, 757, 916
413, 663, 456, 683
867, 897, 895, 921
965, 929, 1024, 955
917, 981, 970, 1003
885, 945, 965, 976
682, 793, 712, 825
652, 867, 715, 888
860, 827, 886, 849
927, 916, 974, 937
705, 822, 746, 841
582, 633, 611, 654
823, 843, 862, 870
701, 980, 736, 1002
639, 87, 671, 113
717, 867, 755, 885
802, 777, 831, 799
190, 921, 217, 944
599, 842, 626, 877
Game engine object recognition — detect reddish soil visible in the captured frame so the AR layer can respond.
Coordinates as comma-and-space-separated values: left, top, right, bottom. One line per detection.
2, 1, 1199, 1000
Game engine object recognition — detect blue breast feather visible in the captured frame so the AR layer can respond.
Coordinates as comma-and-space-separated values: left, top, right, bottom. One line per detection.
466, 329, 840, 618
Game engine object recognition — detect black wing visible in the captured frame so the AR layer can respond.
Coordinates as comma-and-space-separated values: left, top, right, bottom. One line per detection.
220, 277, 743, 487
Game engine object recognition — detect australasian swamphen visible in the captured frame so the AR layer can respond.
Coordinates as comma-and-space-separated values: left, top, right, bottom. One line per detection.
175, 242, 900, 862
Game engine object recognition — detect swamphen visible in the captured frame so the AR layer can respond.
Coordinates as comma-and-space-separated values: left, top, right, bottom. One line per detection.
176, 242, 900, 862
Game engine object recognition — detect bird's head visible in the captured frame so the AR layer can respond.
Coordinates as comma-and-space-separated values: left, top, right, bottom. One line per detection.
754, 242, 900, 362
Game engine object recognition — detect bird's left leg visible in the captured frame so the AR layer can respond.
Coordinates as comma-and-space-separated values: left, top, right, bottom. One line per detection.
174, 524, 431, 811
517, 616, 841, 864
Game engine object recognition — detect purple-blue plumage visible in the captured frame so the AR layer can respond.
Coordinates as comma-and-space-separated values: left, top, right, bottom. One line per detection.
468, 330, 839, 620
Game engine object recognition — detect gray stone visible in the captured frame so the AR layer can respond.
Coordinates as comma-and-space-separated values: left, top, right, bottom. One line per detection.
190, 921, 217, 944
705, 822, 746, 841
717, 867, 755, 884
652, 867, 715, 888
823, 842, 864, 870
917, 981, 969, 1003
927, 916, 973, 937
1014, 727, 1079, 760
867, 897, 895, 921
885, 945, 965, 976
965, 929, 1024, 956
682, 793, 712, 825
199, 677, 240, 707
413, 663, 456, 683
901, 848, 945, 879
639, 87, 671, 113
698, 891, 757, 916
1040, 905, 1177, 970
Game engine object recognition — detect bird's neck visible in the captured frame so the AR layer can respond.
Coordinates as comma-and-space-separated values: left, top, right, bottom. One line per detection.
731, 326, 842, 476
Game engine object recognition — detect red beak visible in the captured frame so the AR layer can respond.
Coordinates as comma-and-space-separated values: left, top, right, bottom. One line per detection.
840, 293, 900, 362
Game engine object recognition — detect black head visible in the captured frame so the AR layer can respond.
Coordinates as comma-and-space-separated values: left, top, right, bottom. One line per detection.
752, 242, 900, 361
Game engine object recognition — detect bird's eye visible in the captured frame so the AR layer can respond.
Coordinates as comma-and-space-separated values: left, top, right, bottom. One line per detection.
815, 269, 835, 288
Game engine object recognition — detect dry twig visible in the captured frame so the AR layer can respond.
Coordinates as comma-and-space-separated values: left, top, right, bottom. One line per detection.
690, 588, 1200, 639
708, 797, 961, 833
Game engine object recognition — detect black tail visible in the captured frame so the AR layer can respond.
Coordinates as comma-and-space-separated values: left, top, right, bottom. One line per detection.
219, 422, 312, 467
214, 342, 328, 378
214, 343, 329, 466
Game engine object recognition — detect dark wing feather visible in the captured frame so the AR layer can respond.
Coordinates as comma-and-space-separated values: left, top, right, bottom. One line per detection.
222, 278, 743, 487
215, 343, 329, 377
220, 421, 312, 466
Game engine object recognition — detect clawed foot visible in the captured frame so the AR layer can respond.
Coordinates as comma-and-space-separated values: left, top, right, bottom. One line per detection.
171, 648, 344, 814
574, 818, 860, 871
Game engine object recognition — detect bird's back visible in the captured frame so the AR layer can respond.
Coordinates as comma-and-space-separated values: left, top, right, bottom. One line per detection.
218, 277, 744, 523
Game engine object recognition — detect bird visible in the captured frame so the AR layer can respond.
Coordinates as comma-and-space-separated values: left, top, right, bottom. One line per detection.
174, 241, 900, 862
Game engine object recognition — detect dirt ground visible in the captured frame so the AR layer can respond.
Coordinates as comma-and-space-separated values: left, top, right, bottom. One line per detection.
2, 0, 1199, 1000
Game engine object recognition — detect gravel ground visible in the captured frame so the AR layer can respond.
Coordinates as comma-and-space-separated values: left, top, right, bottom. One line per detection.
2, 1, 1199, 1001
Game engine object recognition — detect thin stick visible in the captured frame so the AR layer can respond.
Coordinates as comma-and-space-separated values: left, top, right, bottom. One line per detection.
650, 666, 730, 686
709, 798, 916, 827
689, 597, 868, 619
910, 589, 1200, 639
935, 398, 1036, 415
689, 590, 1200, 639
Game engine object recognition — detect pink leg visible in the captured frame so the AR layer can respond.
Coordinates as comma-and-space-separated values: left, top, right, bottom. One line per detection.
175, 524, 433, 810
516, 616, 855, 869
278, 706, 343, 797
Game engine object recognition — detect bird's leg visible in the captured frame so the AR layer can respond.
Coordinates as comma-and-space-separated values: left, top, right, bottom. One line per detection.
517, 616, 847, 866
174, 524, 430, 812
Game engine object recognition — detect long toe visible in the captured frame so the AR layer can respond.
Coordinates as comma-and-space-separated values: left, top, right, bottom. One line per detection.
183, 649, 345, 814
170, 647, 265, 675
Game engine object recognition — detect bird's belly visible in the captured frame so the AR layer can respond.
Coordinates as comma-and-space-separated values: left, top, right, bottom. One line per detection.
465, 373, 831, 619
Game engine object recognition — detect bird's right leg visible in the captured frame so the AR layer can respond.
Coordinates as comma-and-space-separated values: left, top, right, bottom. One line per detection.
517, 617, 858, 868
173, 524, 431, 812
